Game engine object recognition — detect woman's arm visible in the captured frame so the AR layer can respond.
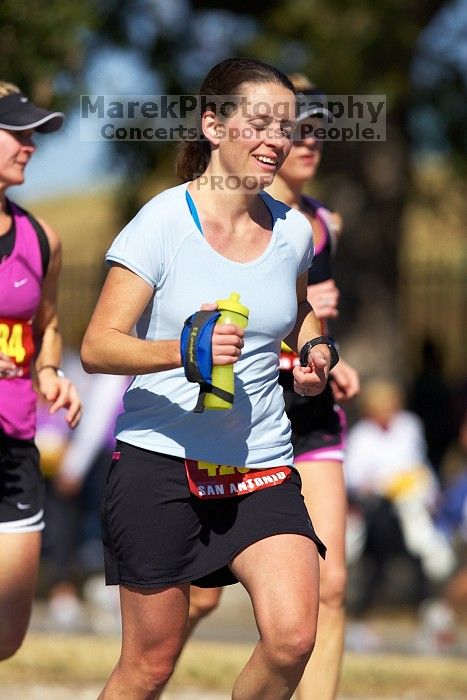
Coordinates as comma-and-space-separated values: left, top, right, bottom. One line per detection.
34, 219, 62, 371
306, 279, 340, 319
81, 264, 181, 375
284, 273, 331, 397
33, 219, 82, 428
329, 358, 360, 402
81, 265, 245, 375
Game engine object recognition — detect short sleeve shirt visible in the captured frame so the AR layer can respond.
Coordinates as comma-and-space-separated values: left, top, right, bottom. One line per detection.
106, 182, 313, 468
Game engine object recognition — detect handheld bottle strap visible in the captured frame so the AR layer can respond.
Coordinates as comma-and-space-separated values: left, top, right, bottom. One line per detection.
180, 310, 234, 412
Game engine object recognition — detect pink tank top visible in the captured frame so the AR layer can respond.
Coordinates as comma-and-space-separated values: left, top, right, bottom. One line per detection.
0, 202, 44, 439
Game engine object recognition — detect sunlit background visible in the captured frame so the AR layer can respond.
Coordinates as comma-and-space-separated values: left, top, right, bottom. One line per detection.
1, 1, 466, 694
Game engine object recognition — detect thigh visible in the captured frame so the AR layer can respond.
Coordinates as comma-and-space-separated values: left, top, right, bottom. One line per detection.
297, 460, 347, 575
230, 534, 319, 635
190, 585, 223, 610
0, 435, 45, 533
102, 443, 201, 588
120, 583, 189, 659
0, 531, 41, 635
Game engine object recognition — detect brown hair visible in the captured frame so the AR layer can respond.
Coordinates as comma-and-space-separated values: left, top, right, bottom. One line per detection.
176, 58, 295, 182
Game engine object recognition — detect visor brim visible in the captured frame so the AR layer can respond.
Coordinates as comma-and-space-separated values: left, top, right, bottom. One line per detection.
297, 107, 334, 123
0, 96, 64, 133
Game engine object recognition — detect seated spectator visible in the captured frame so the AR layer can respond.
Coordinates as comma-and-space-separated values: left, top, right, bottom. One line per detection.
344, 378, 456, 616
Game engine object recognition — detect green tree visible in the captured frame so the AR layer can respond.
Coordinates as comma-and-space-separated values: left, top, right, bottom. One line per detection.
220, 0, 447, 370
0, 0, 96, 105
95, 0, 466, 376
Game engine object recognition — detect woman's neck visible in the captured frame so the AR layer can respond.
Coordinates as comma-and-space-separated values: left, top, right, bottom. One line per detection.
0, 189, 8, 214
266, 175, 303, 210
0, 192, 12, 236
188, 171, 267, 226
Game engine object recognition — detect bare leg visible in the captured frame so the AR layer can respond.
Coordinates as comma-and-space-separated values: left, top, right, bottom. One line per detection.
186, 586, 223, 638
0, 531, 41, 661
445, 567, 467, 610
99, 584, 189, 700
231, 533, 320, 700
296, 460, 347, 700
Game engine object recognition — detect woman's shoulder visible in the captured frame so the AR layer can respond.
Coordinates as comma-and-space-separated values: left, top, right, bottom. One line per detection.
261, 191, 311, 233
139, 182, 187, 214
7, 198, 58, 271
127, 183, 188, 232
302, 194, 330, 214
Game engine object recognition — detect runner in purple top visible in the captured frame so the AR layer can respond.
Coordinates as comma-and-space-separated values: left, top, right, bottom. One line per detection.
0, 80, 82, 661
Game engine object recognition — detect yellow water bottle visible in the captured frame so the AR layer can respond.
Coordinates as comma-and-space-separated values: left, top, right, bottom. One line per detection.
204, 292, 249, 410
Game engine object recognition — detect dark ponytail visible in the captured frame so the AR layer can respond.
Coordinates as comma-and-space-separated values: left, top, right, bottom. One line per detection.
176, 140, 210, 182
175, 57, 295, 182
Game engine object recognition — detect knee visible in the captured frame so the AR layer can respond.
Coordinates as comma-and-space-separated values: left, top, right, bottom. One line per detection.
264, 619, 316, 669
126, 651, 178, 692
320, 565, 347, 610
188, 591, 220, 626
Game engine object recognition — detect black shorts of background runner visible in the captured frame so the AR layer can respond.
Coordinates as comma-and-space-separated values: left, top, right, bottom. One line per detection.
0, 429, 45, 532
280, 374, 344, 456
101, 441, 326, 589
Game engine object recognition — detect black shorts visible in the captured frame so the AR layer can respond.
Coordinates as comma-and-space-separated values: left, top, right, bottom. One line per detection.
280, 376, 346, 462
0, 429, 45, 533
101, 441, 326, 589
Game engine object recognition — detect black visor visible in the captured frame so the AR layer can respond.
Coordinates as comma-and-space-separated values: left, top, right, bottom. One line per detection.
0, 92, 64, 133
296, 87, 334, 123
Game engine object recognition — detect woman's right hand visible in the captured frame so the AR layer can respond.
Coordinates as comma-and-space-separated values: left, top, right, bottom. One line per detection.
200, 302, 244, 366
306, 279, 340, 319
0, 352, 18, 378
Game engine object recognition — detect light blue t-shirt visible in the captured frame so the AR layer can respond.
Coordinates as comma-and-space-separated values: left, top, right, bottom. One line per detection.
106, 182, 313, 468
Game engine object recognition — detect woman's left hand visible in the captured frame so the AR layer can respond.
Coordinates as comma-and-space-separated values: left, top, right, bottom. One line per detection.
292, 345, 330, 397
329, 359, 360, 403
38, 370, 82, 428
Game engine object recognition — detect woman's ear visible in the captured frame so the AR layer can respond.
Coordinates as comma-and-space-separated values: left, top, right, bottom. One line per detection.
202, 110, 221, 146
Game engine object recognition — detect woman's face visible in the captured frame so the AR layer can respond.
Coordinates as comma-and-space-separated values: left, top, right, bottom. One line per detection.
208, 81, 296, 190
0, 128, 36, 189
277, 117, 324, 186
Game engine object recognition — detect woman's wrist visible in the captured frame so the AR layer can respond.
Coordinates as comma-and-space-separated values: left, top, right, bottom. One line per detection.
37, 364, 65, 378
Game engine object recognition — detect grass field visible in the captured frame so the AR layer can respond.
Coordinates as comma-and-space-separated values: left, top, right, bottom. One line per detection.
0, 634, 466, 698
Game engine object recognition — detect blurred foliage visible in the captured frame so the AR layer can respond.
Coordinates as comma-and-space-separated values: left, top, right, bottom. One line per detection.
0, 0, 97, 106
1, 0, 464, 375
85, 0, 466, 375
246, 1, 442, 100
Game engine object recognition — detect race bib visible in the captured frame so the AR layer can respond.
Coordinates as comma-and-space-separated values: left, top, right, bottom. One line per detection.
279, 349, 300, 371
0, 318, 34, 377
185, 459, 292, 499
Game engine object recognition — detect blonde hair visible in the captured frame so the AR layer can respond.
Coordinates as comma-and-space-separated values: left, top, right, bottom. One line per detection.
0, 81, 21, 98
359, 378, 404, 420
287, 73, 316, 93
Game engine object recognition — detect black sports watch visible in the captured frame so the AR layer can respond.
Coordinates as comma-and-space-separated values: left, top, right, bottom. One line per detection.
299, 336, 339, 370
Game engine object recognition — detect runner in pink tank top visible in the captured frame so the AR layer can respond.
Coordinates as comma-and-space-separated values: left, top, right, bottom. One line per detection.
0, 202, 43, 439
0, 81, 82, 662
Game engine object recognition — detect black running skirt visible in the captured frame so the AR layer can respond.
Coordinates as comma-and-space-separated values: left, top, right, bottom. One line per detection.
101, 441, 326, 589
